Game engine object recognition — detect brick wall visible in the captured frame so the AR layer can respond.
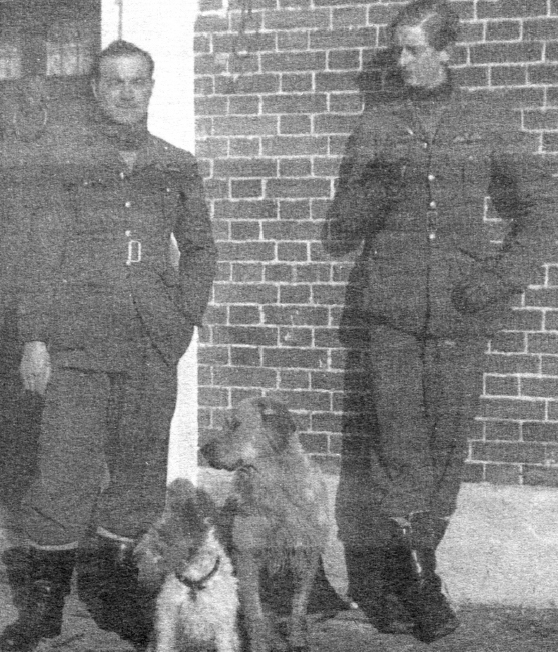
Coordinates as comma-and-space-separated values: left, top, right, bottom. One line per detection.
194, 0, 558, 486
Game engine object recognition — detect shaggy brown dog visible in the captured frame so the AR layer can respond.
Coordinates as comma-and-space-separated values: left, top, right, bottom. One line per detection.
202, 397, 330, 652
134, 478, 239, 652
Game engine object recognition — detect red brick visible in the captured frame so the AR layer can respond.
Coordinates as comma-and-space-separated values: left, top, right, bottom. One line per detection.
267, 178, 330, 198
294, 264, 331, 283
279, 285, 312, 304
213, 326, 278, 346
279, 326, 313, 346
277, 242, 309, 261
523, 109, 558, 131
480, 397, 546, 420
262, 94, 328, 114
264, 305, 329, 326
263, 135, 329, 156
333, 6, 367, 29
279, 158, 312, 176
485, 420, 521, 441
462, 463, 485, 483
278, 31, 309, 50
490, 65, 527, 87
263, 347, 328, 369
231, 262, 263, 282
485, 353, 539, 375
265, 264, 295, 283
523, 18, 558, 41
521, 377, 558, 398
213, 282, 278, 304
228, 74, 280, 94
310, 27, 376, 50
484, 464, 521, 484
470, 42, 543, 64
542, 356, 558, 376
489, 331, 526, 353
315, 71, 360, 91
194, 14, 228, 33
228, 138, 260, 157
281, 73, 313, 92
267, 389, 331, 411
472, 441, 546, 464
261, 51, 326, 72
484, 375, 519, 397
214, 200, 277, 221
528, 333, 558, 355
213, 116, 278, 136
523, 421, 558, 442
279, 370, 311, 389
314, 113, 359, 135
477, 0, 547, 19
230, 346, 261, 366
264, 8, 330, 30
229, 306, 261, 324
485, 19, 522, 41
231, 179, 262, 198
198, 345, 229, 366
280, 115, 312, 134
263, 219, 319, 240
329, 93, 363, 113
229, 96, 261, 115
213, 366, 278, 388
528, 64, 558, 85
524, 465, 558, 487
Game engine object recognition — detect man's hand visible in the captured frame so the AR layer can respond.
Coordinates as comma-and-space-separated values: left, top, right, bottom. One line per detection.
20, 341, 51, 395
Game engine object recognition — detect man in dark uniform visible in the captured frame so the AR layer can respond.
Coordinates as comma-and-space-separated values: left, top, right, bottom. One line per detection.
323, 0, 555, 644
1, 40, 216, 652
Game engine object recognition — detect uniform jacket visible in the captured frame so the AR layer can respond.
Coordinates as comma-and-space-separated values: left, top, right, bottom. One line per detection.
18, 122, 216, 369
323, 86, 556, 340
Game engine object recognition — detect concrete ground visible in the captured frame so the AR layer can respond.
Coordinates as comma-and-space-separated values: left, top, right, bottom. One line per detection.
2, 510, 558, 651
3, 470, 558, 651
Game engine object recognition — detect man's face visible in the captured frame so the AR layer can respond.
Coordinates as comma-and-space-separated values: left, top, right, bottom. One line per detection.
92, 54, 153, 125
395, 24, 450, 89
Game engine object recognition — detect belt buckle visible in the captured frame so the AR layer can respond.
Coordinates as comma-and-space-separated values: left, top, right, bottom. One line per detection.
126, 239, 142, 265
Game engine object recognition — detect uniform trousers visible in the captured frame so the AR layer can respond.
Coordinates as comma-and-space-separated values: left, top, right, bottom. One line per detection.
366, 323, 486, 542
21, 340, 178, 547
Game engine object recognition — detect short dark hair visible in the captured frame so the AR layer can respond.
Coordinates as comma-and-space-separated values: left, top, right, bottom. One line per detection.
389, 0, 460, 51
91, 40, 155, 80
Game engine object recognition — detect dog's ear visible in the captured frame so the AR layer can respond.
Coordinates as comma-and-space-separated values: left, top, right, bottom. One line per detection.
254, 398, 297, 452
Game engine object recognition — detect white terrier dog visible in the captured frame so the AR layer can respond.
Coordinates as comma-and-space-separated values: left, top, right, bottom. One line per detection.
135, 478, 239, 652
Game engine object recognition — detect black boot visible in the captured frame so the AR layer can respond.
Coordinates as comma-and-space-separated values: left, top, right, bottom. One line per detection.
344, 546, 414, 635
76, 535, 152, 647
0, 547, 76, 652
392, 517, 459, 643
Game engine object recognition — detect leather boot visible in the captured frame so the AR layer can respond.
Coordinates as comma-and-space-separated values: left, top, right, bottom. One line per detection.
392, 516, 459, 643
344, 546, 414, 635
76, 535, 152, 647
0, 547, 76, 652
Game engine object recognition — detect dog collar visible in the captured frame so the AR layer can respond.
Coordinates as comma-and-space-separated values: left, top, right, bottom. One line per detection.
176, 556, 221, 600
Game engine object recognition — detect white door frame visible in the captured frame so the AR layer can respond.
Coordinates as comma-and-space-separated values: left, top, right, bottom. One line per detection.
101, 0, 200, 485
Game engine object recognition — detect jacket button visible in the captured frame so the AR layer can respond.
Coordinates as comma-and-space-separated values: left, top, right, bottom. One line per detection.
428, 174, 435, 181
119, 172, 125, 180
124, 201, 131, 208
429, 201, 437, 208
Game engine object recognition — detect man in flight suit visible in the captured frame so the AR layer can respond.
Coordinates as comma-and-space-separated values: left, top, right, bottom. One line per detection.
1, 40, 216, 652
323, 0, 555, 644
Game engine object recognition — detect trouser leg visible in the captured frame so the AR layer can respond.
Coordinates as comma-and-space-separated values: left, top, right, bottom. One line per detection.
367, 324, 433, 517
20, 366, 109, 547
94, 345, 177, 538
78, 346, 176, 645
